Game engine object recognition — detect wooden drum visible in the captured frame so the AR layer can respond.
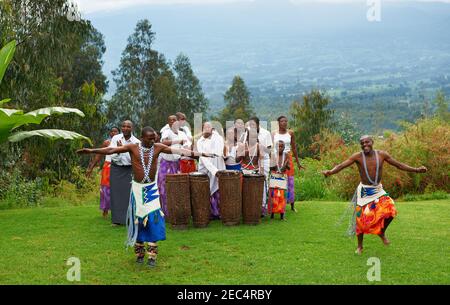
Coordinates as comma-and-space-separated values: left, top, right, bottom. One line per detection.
242, 173, 265, 225
217, 170, 242, 226
189, 172, 211, 228
165, 174, 191, 230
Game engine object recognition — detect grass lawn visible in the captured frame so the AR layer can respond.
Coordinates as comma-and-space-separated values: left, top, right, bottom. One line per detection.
0, 199, 448, 285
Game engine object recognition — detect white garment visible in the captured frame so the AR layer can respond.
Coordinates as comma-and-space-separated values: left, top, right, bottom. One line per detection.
225, 145, 239, 166
110, 134, 141, 166
160, 124, 170, 134
197, 132, 226, 194
273, 132, 291, 152
180, 125, 194, 160
160, 128, 188, 162
356, 183, 387, 207
258, 128, 273, 152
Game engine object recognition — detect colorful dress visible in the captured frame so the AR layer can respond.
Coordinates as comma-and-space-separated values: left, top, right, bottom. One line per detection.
273, 132, 295, 204
268, 153, 289, 215
99, 156, 111, 212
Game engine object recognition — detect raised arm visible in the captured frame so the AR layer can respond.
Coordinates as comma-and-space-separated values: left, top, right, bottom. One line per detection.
322, 153, 358, 177
77, 144, 132, 156
381, 151, 427, 173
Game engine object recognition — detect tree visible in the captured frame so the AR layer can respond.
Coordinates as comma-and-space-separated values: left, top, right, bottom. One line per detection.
434, 90, 450, 122
290, 89, 335, 157
107, 19, 178, 130
173, 53, 208, 120
216, 75, 254, 124
0, 40, 90, 145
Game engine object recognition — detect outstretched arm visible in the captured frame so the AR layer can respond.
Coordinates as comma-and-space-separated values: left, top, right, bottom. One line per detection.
156, 143, 216, 158
382, 151, 427, 173
322, 153, 358, 177
86, 140, 109, 177
77, 144, 131, 156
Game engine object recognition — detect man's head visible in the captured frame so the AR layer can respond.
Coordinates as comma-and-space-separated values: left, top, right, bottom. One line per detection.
359, 135, 374, 154
176, 112, 187, 123
109, 127, 119, 138
121, 120, 133, 137
168, 115, 177, 128
202, 122, 213, 138
141, 126, 156, 147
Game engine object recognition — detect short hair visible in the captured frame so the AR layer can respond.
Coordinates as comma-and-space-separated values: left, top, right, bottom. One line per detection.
122, 120, 133, 126
176, 112, 186, 120
277, 115, 287, 122
359, 135, 373, 142
141, 126, 156, 135
111, 127, 119, 132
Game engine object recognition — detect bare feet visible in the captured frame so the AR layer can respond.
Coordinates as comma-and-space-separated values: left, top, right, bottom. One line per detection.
102, 210, 108, 219
379, 234, 391, 246
355, 247, 363, 255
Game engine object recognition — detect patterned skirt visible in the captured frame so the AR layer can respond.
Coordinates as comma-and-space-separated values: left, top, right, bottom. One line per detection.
268, 188, 287, 214
100, 161, 111, 211
355, 195, 397, 235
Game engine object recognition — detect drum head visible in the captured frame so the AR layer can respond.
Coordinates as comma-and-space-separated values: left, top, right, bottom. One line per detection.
217, 170, 240, 176
243, 173, 264, 178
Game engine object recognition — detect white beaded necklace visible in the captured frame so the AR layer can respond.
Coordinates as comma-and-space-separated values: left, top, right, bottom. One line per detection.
139, 144, 155, 183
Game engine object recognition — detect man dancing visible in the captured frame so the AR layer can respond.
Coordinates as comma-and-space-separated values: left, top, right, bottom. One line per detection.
77, 127, 213, 267
322, 135, 427, 254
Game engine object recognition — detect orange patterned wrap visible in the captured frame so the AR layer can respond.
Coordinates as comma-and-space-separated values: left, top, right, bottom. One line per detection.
100, 161, 111, 187
355, 195, 397, 235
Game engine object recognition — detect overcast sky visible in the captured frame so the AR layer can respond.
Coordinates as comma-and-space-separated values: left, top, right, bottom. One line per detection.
73, 0, 450, 14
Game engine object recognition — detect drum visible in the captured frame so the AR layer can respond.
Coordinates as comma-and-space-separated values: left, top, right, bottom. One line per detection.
165, 174, 191, 230
217, 170, 242, 226
189, 172, 211, 228
242, 174, 265, 225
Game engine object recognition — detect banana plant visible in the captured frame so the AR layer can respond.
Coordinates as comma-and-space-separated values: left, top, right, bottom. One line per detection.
0, 40, 92, 145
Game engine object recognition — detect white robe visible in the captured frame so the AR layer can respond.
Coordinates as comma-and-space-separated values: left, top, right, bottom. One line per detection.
197, 133, 226, 195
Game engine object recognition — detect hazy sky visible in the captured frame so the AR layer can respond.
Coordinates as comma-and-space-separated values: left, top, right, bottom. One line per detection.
74, 0, 450, 14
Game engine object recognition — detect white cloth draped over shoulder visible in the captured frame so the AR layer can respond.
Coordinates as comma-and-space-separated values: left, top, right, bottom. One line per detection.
197, 132, 226, 195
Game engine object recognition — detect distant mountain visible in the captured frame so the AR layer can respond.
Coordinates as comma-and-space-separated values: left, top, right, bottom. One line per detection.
86, 0, 450, 126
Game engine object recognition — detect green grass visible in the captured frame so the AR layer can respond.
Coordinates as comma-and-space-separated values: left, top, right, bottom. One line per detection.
0, 199, 448, 284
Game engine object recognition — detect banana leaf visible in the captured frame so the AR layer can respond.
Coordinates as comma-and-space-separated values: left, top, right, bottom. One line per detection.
0, 106, 86, 143
0, 98, 11, 106
0, 40, 16, 84
8, 129, 92, 146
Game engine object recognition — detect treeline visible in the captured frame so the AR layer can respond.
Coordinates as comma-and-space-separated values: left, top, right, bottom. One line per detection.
0, 1, 210, 206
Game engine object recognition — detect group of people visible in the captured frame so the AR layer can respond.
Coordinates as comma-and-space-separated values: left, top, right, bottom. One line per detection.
78, 112, 428, 267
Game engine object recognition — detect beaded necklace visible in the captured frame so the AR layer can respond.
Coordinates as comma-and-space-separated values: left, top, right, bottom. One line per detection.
139, 144, 155, 183
361, 150, 379, 186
